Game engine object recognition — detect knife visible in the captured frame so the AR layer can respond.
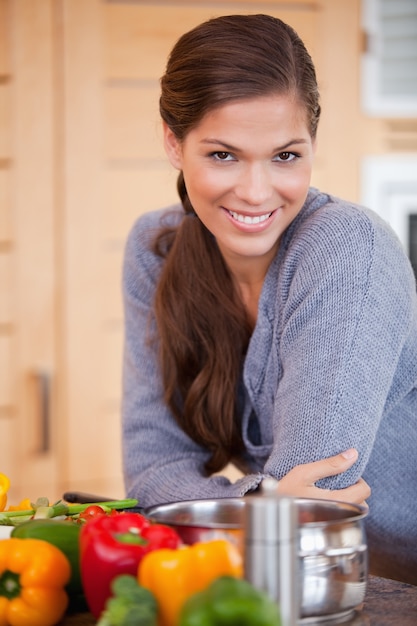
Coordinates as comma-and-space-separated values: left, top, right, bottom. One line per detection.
62, 491, 144, 514
62, 491, 118, 504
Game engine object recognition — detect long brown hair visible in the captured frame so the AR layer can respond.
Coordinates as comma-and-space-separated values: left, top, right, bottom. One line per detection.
153, 14, 321, 474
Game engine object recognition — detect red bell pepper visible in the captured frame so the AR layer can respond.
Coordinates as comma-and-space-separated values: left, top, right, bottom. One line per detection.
79, 511, 181, 618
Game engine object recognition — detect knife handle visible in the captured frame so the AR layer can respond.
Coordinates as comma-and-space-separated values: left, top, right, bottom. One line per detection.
62, 491, 117, 504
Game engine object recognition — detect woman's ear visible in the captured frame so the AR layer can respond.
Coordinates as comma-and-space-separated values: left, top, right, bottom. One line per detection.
163, 122, 183, 169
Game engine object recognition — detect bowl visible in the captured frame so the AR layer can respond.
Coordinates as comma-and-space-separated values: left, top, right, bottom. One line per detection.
0, 525, 14, 539
146, 497, 368, 623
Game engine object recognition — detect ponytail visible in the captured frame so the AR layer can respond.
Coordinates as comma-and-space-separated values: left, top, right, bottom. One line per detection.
153, 178, 251, 473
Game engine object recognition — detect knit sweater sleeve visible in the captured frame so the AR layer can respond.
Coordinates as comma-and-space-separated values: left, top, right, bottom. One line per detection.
261, 199, 416, 489
121, 210, 262, 507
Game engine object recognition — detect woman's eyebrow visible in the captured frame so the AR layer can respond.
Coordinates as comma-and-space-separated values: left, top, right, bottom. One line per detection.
201, 138, 239, 151
201, 138, 309, 151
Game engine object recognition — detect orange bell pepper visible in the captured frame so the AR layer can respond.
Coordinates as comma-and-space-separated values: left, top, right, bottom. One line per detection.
6, 499, 32, 513
0, 474, 10, 512
138, 539, 243, 626
0, 537, 71, 626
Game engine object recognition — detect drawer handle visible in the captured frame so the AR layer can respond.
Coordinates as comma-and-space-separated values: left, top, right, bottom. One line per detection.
32, 369, 51, 454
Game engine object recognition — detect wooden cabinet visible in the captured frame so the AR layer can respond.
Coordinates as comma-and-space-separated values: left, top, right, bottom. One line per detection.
0, 0, 399, 504
0, 0, 61, 502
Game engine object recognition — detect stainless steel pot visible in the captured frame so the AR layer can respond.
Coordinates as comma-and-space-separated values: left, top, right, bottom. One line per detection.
146, 497, 368, 624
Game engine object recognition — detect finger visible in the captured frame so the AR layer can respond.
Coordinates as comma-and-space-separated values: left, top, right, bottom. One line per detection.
300, 449, 359, 484
330, 478, 371, 505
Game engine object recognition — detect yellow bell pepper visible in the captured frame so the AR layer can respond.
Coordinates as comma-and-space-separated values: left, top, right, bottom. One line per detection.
0, 537, 71, 626
138, 539, 243, 626
0, 474, 10, 512
6, 500, 32, 513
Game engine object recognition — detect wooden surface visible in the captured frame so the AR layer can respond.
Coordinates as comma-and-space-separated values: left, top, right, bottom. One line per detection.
361, 576, 417, 625
59, 575, 417, 625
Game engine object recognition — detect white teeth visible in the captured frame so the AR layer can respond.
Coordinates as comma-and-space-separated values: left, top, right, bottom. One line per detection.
229, 210, 272, 224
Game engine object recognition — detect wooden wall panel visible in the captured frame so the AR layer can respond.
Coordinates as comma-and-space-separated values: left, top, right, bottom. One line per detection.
312, 0, 362, 200
104, 2, 318, 80
0, 0, 13, 480
104, 85, 163, 160
0, 170, 11, 242
0, 417, 16, 502
0, 252, 11, 323
0, 0, 9, 76
84, 408, 124, 499
0, 335, 11, 403
100, 246, 124, 321
101, 325, 123, 405
103, 167, 178, 240
0, 84, 11, 158
8, 0, 60, 501
0, 171, 13, 418
60, 0, 126, 496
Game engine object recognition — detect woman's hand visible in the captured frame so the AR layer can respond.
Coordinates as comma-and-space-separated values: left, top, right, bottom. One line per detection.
276, 449, 370, 506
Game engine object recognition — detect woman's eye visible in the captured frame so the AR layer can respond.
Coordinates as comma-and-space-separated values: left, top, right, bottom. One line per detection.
211, 151, 234, 161
275, 152, 297, 162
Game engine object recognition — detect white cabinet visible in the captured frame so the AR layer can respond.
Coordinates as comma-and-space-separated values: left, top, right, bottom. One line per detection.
361, 0, 417, 117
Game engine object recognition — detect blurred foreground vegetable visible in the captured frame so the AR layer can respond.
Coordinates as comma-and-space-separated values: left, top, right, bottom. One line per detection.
6, 498, 32, 512
80, 512, 181, 619
0, 537, 70, 626
179, 576, 282, 626
0, 473, 10, 511
138, 539, 243, 626
97, 575, 158, 626
0, 498, 138, 526
11, 518, 82, 596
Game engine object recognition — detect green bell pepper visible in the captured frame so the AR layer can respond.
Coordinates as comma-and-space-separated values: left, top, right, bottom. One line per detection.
178, 576, 281, 626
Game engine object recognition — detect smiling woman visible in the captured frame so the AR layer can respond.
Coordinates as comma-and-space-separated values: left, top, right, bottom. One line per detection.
121, 14, 417, 585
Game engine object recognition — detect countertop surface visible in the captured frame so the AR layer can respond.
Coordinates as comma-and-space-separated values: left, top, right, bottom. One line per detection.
60, 575, 417, 625
357, 575, 417, 625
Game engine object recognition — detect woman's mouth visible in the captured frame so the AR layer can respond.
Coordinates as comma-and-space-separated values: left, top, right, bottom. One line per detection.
227, 209, 273, 225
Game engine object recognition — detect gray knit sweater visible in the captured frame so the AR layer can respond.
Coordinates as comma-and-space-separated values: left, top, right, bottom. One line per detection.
122, 188, 417, 578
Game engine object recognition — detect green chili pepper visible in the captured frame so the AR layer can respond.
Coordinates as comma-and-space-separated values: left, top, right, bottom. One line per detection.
178, 576, 282, 626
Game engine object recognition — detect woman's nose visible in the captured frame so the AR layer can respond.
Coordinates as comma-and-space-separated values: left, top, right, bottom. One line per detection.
234, 163, 273, 205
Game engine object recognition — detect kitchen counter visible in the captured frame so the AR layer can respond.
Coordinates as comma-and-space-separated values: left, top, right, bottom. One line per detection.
358, 575, 417, 625
60, 575, 417, 625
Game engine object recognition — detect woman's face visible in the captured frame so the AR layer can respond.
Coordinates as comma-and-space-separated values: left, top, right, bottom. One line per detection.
163, 94, 316, 275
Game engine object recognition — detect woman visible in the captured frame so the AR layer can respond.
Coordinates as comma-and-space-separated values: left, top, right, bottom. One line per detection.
122, 14, 417, 583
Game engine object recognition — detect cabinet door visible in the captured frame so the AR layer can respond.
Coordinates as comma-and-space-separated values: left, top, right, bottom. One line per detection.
2, 0, 61, 504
